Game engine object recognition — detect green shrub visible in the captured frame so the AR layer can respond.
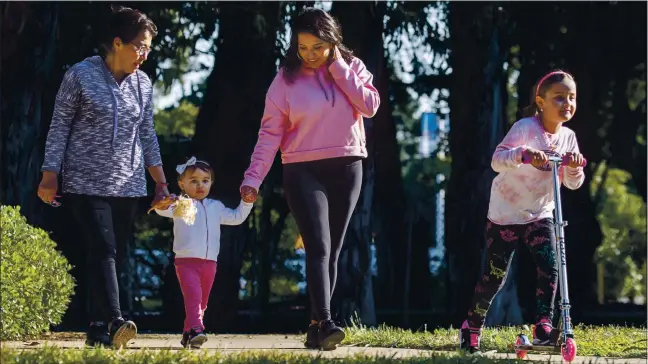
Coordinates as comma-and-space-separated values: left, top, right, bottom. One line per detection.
0, 205, 75, 340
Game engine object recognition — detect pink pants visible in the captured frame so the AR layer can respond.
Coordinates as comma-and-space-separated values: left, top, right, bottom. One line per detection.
175, 258, 217, 332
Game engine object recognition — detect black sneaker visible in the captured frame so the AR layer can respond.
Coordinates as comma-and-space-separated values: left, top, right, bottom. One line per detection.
85, 322, 110, 347
109, 317, 137, 349
459, 320, 482, 355
181, 327, 208, 349
181, 331, 189, 348
304, 323, 319, 349
317, 320, 345, 351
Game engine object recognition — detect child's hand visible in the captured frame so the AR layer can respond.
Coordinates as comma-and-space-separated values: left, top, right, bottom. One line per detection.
148, 194, 178, 214
565, 152, 585, 168
240, 185, 258, 203
522, 147, 548, 168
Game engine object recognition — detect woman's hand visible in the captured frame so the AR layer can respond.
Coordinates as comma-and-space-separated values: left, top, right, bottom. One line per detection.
155, 194, 177, 210
564, 152, 585, 168
327, 45, 341, 65
522, 147, 548, 168
240, 185, 258, 203
37, 171, 59, 205
150, 182, 171, 208
148, 194, 177, 214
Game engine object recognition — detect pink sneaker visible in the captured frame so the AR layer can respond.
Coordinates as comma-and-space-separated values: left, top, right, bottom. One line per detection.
533, 318, 553, 345
459, 320, 482, 354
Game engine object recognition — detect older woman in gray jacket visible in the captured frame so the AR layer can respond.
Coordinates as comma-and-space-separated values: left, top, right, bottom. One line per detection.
37, 5, 169, 348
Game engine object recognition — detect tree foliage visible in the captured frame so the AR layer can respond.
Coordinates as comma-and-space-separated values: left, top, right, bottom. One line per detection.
1, 1, 644, 332
592, 163, 647, 302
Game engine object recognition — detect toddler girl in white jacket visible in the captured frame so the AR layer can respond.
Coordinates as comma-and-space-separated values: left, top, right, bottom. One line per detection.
155, 157, 254, 348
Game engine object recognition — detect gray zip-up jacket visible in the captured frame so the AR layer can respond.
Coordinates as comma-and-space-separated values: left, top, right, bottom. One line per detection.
42, 56, 163, 197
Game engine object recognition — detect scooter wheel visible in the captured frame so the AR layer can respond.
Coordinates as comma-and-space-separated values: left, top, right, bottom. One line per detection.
515, 336, 528, 359
561, 337, 577, 362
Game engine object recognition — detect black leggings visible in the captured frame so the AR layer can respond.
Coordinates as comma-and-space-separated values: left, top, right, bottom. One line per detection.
67, 194, 139, 323
467, 218, 559, 328
283, 156, 363, 322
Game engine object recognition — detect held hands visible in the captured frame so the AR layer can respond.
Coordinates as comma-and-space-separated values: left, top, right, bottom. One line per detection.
240, 185, 258, 203
150, 183, 171, 210
157, 195, 178, 210
147, 194, 178, 214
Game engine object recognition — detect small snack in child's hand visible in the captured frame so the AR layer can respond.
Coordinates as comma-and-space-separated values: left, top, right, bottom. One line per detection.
173, 194, 197, 225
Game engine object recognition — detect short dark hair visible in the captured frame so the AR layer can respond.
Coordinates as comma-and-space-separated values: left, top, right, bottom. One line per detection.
522, 69, 576, 117
99, 5, 157, 56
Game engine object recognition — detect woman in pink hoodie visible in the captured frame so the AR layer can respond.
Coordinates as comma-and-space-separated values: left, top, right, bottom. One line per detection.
240, 7, 380, 351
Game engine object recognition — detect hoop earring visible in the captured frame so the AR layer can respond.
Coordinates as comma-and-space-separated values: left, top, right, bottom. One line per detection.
297, 52, 303, 60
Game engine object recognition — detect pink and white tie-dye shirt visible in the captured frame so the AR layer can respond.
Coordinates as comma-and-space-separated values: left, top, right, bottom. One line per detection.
487, 117, 585, 225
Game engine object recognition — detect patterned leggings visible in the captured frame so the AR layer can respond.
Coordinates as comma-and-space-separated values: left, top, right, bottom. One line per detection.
466, 218, 558, 328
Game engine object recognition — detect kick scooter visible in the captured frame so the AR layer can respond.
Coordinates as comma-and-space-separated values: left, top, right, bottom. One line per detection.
514, 154, 587, 362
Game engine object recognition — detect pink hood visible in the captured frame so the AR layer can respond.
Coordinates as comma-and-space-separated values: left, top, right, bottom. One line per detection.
242, 56, 380, 190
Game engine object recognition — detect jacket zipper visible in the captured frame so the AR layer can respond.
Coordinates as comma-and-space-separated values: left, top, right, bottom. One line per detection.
200, 201, 209, 259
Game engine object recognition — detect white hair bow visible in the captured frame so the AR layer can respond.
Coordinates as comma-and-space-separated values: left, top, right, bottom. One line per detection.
176, 156, 197, 175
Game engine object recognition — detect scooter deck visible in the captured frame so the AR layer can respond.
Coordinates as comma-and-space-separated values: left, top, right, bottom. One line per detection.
515, 344, 562, 352
515, 330, 565, 352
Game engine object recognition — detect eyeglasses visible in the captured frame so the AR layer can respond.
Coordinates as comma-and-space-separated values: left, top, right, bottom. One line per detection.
130, 43, 151, 58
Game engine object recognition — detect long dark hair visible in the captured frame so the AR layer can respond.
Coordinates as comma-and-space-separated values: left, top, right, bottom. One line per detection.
99, 5, 158, 57
282, 7, 354, 83
521, 69, 576, 117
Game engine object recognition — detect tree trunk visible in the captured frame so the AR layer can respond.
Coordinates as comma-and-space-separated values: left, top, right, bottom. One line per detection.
0, 3, 86, 329
330, 1, 407, 326
603, 3, 647, 202
328, 1, 379, 327
192, 2, 283, 332
0, 2, 60, 221
446, 3, 516, 326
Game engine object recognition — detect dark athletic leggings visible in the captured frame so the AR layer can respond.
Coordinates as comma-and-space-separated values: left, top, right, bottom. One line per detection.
283, 156, 363, 322
66, 194, 139, 323
466, 218, 559, 328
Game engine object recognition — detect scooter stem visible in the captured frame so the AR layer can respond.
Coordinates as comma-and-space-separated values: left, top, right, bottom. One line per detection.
551, 159, 574, 342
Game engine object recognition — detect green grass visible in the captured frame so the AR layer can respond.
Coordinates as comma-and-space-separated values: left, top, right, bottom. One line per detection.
342, 322, 647, 358
1, 324, 645, 363
0, 347, 521, 364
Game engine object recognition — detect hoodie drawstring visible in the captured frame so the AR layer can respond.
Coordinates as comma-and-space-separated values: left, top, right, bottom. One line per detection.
131, 72, 144, 167
99, 59, 122, 148
315, 69, 336, 107
99, 58, 144, 165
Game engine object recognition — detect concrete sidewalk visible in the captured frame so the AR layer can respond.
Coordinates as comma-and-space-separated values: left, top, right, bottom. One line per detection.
1, 334, 644, 363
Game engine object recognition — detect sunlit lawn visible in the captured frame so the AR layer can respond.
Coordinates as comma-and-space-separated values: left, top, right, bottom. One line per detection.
2, 323, 645, 363
343, 322, 647, 358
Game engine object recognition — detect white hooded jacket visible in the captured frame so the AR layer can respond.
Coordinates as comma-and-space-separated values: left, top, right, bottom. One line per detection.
155, 198, 253, 262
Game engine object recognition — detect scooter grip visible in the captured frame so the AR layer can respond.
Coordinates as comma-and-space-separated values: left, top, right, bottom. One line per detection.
562, 155, 588, 167
521, 152, 587, 167
521, 149, 533, 165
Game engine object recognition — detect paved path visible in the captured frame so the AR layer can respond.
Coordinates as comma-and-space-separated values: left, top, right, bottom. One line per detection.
2, 334, 644, 363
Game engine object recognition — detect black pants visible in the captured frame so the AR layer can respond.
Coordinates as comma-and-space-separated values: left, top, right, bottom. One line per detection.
283, 156, 363, 322
67, 194, 139, 323
467, 218, 559, 328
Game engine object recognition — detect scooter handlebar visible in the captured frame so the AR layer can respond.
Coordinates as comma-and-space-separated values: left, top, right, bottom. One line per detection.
521, 153, 587, 167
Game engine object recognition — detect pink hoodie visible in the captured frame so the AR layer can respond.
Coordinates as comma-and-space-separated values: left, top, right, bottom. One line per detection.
241, 57, 380, 191
488, 117, 585, 225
